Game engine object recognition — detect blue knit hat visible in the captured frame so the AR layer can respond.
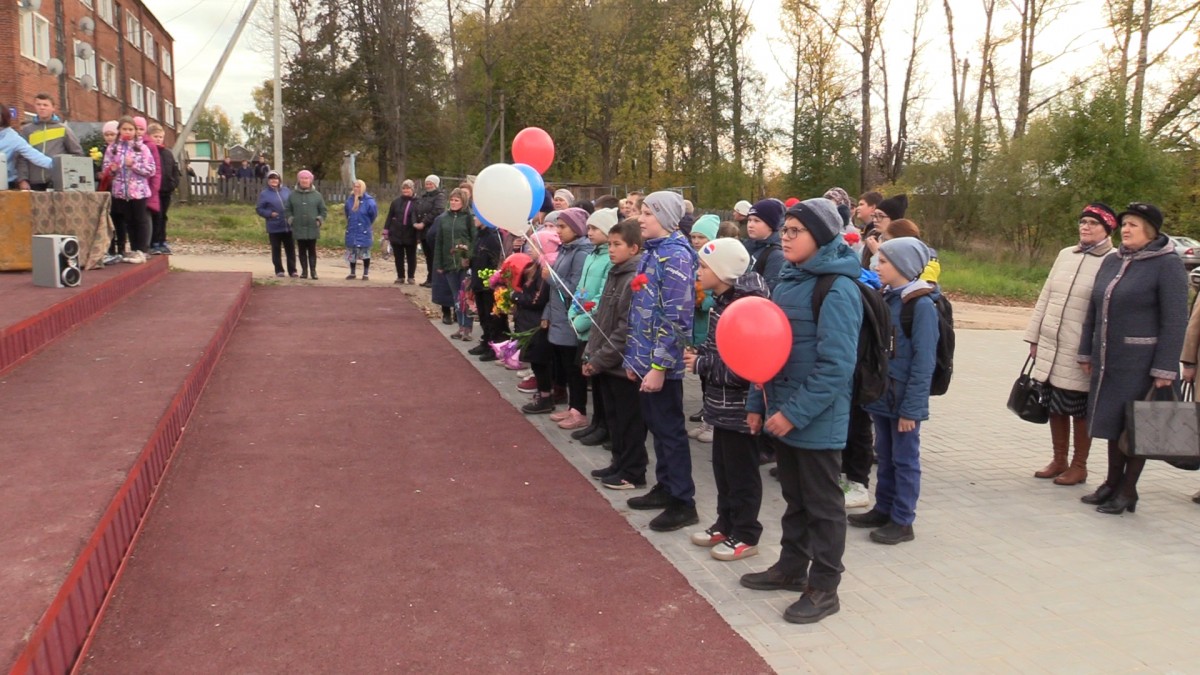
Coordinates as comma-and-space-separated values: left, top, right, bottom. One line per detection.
748, 199, 784, 231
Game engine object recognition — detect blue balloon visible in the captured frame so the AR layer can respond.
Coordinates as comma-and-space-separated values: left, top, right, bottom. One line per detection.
472, 202, 498, 229
513, 163, 545, 220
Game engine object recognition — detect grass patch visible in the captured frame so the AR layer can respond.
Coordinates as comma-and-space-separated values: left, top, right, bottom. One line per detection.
935, 249, 1050, 305
170, 203, 360, 250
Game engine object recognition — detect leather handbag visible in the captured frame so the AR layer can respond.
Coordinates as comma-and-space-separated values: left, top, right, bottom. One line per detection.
1121, 383, 1200, 463
1007, 356, 1049, 424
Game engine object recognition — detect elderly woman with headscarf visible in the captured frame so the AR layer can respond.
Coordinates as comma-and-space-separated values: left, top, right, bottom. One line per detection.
1023, 203, 1117, 486
1079, 202, 1188, 515
343, 179, 378, 280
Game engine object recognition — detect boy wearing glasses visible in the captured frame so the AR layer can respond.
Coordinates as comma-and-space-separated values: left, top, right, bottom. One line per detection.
740, 198, 862, 625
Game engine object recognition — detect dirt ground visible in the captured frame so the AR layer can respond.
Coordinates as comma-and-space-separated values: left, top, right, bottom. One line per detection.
165, 243, 1033, 331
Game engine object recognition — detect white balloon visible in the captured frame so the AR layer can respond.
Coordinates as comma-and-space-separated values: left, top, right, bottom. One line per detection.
473, 163, 533, 236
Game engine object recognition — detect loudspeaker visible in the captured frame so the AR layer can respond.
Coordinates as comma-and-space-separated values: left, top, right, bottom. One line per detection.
32, 234, 82, 288
51, 155, 95, 192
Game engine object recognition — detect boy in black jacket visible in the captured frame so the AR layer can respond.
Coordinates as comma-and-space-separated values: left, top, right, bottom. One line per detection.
684, 239, 768, 561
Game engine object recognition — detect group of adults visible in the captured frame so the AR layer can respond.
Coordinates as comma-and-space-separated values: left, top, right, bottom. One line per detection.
1024, 201, 1199, 513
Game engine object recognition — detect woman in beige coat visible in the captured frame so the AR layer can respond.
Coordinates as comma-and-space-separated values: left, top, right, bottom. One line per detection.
1023, 203, 1118, 485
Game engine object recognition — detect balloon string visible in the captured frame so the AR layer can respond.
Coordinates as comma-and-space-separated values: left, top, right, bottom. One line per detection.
521, 226, 644, 381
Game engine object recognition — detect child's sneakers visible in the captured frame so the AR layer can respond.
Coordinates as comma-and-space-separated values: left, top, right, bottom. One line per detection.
711, 537, 758, 561
549, 409, 572, 422
601, 474, 644, 490
516, 376, 538, 394
696, 423, 713, 443
557, 409, 588, 430
841, 476, 871, 509
690, 528, 726, 547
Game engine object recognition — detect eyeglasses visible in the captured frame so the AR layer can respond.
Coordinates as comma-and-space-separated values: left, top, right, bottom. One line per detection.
872, 212, 889, 221
1078, 218, 1103, 228
780, 225, 808, 240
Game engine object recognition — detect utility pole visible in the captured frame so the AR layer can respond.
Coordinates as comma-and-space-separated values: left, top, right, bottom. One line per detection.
498, 92, 505, 163
272, 0, 283, 174
172, 0, 260, 158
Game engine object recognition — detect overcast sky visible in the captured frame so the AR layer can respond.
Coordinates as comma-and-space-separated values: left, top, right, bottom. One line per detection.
145, 0, 1136, 136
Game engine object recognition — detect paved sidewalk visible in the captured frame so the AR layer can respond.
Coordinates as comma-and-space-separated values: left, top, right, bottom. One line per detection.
444, 320, 1200, 673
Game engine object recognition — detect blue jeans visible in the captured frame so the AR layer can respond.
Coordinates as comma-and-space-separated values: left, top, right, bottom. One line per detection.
639, 379, 695, 506
871, 415, 922, 526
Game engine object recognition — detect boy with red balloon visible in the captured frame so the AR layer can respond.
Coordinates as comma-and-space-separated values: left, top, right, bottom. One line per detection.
739, 198, 863, 625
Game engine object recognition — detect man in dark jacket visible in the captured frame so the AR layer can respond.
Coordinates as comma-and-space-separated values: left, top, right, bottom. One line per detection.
414, 174, 447, 287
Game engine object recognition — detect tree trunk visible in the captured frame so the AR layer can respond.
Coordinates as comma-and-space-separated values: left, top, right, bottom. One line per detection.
1130, 0, 1153, 135
859, 0, 874, 192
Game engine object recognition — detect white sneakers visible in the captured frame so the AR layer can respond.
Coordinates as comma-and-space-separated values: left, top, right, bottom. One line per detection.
688, 423, 713, 443
122, 250, 147, 264
842, 476, 871, 509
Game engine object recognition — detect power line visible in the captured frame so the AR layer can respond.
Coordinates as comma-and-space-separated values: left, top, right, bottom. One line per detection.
176, 0, 241, 73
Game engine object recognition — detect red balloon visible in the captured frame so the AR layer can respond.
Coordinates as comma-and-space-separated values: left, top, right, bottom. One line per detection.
784, 197, 800, 208
716, 296, 792, 385
512, 127, 555, 174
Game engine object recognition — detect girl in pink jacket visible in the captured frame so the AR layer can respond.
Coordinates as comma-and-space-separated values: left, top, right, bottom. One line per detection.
102, 116, 156, 263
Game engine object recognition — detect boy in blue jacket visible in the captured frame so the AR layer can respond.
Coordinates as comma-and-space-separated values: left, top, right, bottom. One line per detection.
624, 191, 699, 532
849, 238, 939, 545
740, 199, 862, 625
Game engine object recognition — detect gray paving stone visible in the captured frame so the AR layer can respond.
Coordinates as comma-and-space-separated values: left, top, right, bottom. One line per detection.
447, 323, 1200, 673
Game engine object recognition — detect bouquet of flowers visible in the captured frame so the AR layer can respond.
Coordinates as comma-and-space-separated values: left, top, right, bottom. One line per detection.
477, 267, 496, 290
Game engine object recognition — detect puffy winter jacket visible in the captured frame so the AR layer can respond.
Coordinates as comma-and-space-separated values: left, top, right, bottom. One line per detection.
17, 115, 82, 184
567, 243, 612, 340
257, 185, 292, 234
746, 241, 863, 450
694, 272, 770, 433
102, 140, 156, 201
624, 231, 697, 379
584, 254, 642, 377
744, 233, 785, 289
286, 187, 327, 240
431, 209, 473, 272
144, 140, 163, 212
543, 237, 595, 346
343, 194, 378, 247
864, 281, 940, 421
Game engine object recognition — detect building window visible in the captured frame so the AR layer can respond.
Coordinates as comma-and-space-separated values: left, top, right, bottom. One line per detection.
80, 0, 93, 8
130, 79, 144, 111
146, 88, 158, 119
100, 60, 118, 97
19, 11, 51, 65
161, 48, 172, 77
144, 31, 155, 61
73, 40, 97, 86
125, 14, 141, 49
98, 0, 114, 26
164, 101, 175, 128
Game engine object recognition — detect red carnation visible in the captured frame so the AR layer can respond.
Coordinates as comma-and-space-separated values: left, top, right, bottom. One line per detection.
631, 273, 649, 292
583, 301, 596, 312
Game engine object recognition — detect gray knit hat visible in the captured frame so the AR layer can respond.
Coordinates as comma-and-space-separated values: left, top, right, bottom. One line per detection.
643, 191, 685, 232
879, 237, 932, 281
785, 198, 843, 247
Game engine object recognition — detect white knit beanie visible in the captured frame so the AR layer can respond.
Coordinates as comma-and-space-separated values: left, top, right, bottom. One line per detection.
698, 238, 750, 284
586, 208, 620, 235
425, 174, 440, 188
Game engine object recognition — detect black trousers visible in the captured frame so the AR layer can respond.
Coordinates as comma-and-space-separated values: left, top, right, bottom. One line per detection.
769, 436, 846, 592
843, 404, 874, 487
712, 427, 764, 545
296, 239, 318, 275
597, 374, 648, 483
269, 232, 296, 274
474, 290, 509, 344
151, 190, 172, 245
580, 341, 607, 430
392, 242, 418, 280
111, 198, 149, 253
421, 237, 435, 283
548, 344, 586, 412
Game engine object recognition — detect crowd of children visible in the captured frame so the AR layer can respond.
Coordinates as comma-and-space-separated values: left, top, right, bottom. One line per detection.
420, 184, 943, 626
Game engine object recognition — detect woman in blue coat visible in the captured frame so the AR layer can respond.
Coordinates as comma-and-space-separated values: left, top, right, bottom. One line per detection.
344, 179, 377, 280
256, 171, 294, 277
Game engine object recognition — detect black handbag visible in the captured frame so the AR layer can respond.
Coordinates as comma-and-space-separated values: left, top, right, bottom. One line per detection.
1007, 356, 1049, 424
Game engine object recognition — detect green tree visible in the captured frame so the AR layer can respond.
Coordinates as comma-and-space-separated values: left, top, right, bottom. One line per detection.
191, 105, 241, 150
241, 81, 273, 154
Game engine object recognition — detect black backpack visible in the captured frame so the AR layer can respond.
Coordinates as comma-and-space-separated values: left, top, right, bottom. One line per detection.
900, 294, 955, 396
812, 275, 894, 406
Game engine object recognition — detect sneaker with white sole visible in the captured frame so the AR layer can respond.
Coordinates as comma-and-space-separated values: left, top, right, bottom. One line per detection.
516, 376, 538, 394
549, 409, 572, 422
695, 423, 713, 443
690, 527, 726, 547
711, 537, 759, 561
122, 250, 146, 264
687, 425, 704, 439
843, 478, 871, 509
557, 409, 589, 430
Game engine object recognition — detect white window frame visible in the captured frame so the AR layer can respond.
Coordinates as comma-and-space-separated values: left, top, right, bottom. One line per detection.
73, 39, 97, 85
125, 14, 141, 49
80, 0, 94, 8
164, 100, 175, 128
161, 48, 172, 77
146, 88, 158, 119
19, 11, 51, 65
130, 79, 144, 111
100, 59, 118, 97
143, 30, 155, 61
98, 0, 114, 26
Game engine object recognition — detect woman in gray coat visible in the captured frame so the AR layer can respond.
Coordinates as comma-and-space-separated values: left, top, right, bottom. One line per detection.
1078, 203, 1189, 514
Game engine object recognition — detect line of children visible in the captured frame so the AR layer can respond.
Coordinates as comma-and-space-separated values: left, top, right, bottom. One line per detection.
583, 218, 649, 489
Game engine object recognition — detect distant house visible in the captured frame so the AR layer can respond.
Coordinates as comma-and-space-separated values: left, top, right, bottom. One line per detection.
225, 144, 254, 163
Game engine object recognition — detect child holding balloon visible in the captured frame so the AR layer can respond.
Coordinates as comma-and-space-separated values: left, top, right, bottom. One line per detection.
740, 198, 862, 625
683, 238, 768, 561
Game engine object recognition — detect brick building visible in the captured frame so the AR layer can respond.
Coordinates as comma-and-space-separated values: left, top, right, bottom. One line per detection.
4, 0, 178, 145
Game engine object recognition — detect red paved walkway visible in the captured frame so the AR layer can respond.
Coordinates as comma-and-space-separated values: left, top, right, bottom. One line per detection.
80, 287, 769, 673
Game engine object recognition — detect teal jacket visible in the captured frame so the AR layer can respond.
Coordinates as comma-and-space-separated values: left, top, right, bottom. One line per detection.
747, 241, 863, 450
568, 243, 613, 340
